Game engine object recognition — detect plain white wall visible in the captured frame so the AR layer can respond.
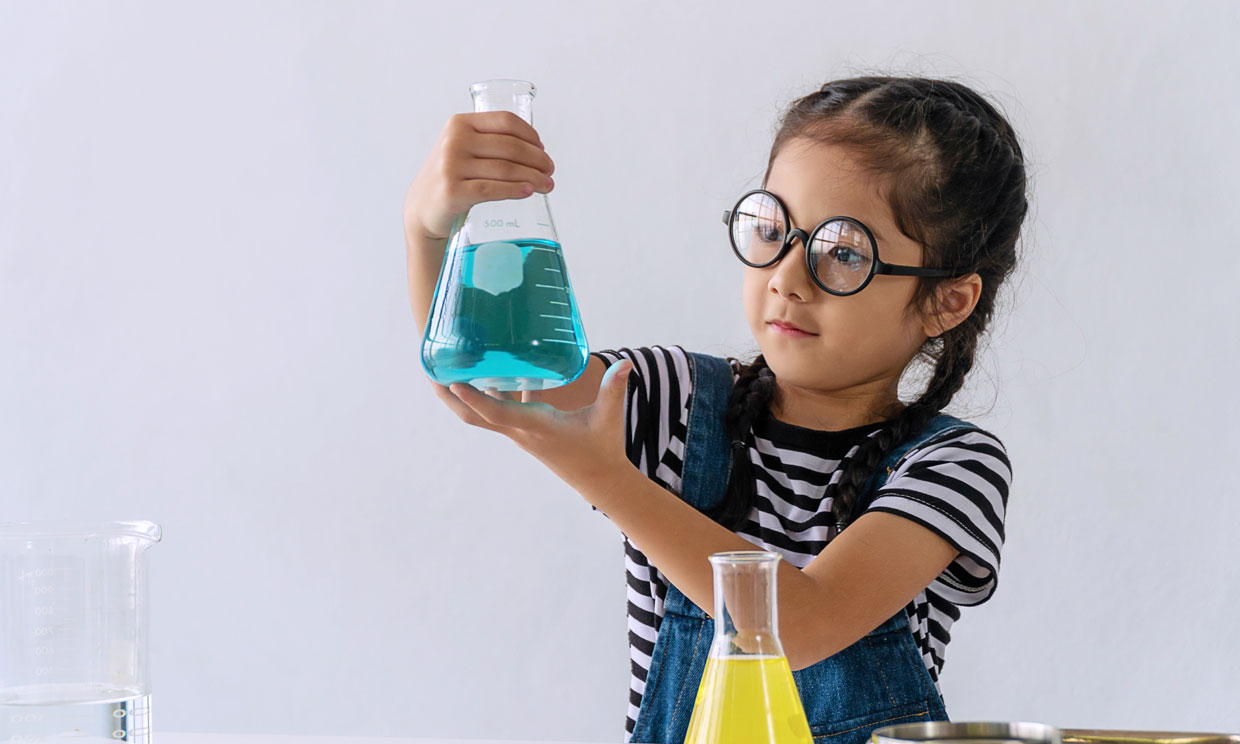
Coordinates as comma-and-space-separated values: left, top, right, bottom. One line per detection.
3, 0, 1238, 739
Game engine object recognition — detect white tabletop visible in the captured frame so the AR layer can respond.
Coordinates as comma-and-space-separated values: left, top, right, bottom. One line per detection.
163, 734, 611, 744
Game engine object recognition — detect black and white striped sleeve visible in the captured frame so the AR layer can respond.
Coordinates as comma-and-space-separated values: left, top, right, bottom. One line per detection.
590, 346, 692, 479
864, 428, 1012, 606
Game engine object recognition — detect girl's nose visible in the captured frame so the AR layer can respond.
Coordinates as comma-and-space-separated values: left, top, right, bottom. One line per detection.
767, 241, 815, 302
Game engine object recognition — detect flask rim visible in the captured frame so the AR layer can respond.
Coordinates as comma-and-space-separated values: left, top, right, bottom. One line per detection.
709, 550, 780, 566
471, 79, 536, 98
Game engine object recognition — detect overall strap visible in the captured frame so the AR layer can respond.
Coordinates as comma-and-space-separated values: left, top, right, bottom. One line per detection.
679, 352, 735, 512
857, 413, 976, 514
661, 352, 734, 618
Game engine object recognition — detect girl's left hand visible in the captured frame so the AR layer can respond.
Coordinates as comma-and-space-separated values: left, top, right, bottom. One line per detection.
431, 360, 636, 494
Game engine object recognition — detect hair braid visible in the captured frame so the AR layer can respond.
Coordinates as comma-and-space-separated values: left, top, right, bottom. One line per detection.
705, 356, 775, 530
830, 328, 980, 530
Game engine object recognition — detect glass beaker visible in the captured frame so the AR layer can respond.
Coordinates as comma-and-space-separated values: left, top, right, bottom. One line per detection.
420, 79, 590, 392
0, 521, 162, 744
684, 551, 813, 744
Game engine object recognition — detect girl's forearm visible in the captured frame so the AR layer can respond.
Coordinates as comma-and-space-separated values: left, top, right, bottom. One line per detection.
582, 464, 825, 645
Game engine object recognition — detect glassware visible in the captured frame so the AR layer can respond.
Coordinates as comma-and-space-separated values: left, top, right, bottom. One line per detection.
872, 722, 1064, 744
421, 78, 589, 392
0, 521, 162, 744
684, 551, 813, 744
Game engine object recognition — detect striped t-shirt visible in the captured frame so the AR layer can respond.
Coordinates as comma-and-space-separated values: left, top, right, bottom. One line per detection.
591, 346, 1011, 742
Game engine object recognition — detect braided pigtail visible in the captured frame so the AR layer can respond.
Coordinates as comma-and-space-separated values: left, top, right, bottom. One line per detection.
705, 355, 775, 531
831, 329, 978, 530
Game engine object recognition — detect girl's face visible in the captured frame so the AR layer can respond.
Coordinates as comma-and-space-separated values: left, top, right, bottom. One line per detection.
743, 138, 934, 423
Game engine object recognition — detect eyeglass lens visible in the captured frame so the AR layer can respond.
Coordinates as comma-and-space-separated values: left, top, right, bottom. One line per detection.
731, 192, 875, 294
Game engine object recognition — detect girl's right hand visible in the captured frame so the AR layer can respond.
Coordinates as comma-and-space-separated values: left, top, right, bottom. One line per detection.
403, 111, 556, 242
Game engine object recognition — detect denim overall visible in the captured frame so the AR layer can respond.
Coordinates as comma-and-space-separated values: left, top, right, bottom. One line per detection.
631, 352, 973, 744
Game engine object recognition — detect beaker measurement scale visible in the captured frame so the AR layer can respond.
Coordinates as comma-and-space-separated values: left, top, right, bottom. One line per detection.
539, 310, 579, 345
483, 218, 520, 229
18, 561, 84, 681
534, 285, 579, 345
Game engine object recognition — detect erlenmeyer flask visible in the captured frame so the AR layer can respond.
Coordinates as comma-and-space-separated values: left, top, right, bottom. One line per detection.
421, 79, 589, 392
684, 551, 814, 744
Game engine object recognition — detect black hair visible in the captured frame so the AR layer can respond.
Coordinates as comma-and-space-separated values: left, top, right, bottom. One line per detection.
708, 76, 1029, 532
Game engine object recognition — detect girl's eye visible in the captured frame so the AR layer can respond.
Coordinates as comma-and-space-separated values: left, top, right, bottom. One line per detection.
757, 224, 784, 243
828, 245, 864, 267
741, 218, 782, 243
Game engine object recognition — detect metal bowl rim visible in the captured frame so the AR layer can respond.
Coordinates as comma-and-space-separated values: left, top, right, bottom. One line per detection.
873, 721, 1064, 744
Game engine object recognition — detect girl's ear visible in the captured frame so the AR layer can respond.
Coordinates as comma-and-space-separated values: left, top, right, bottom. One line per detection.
920, 273, 983, 338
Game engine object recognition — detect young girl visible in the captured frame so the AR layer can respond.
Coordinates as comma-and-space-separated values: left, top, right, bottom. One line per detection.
403, 75, 1027, 744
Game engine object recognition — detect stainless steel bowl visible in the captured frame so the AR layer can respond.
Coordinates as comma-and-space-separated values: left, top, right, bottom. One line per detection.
1061, 730, 1240, 744
873, 721, 1064, 744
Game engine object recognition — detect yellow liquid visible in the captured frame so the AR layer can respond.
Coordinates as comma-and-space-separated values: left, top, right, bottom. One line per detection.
683, 655, 813, 744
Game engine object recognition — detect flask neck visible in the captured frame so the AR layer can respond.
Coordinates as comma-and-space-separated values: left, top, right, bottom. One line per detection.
471, 79, 535, 125
710, 551, 784, 657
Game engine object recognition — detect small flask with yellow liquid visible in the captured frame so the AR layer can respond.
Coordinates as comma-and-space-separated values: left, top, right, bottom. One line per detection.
683, 551, 813, 744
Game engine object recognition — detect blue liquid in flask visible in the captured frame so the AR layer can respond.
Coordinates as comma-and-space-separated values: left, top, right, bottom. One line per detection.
421, 238, 589, 391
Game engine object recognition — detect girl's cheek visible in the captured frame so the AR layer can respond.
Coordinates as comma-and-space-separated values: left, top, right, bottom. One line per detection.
741, 275, 766, 321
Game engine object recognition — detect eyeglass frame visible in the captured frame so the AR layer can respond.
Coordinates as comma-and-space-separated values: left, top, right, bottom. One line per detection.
722, 188, 962, 297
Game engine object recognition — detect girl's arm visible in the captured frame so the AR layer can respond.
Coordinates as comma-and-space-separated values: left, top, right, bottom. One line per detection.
580, 464, 959, 671
436, 367, 960, 671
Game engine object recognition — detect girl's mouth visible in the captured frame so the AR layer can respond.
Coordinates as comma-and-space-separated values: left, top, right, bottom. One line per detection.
767, 321, 817, 338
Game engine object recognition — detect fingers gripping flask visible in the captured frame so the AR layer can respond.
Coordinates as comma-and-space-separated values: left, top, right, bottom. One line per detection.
420, 79, 589, 392
684, 552, 814, 744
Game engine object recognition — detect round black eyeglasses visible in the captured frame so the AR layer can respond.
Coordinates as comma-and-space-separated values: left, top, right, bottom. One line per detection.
723, 189, 961, 296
